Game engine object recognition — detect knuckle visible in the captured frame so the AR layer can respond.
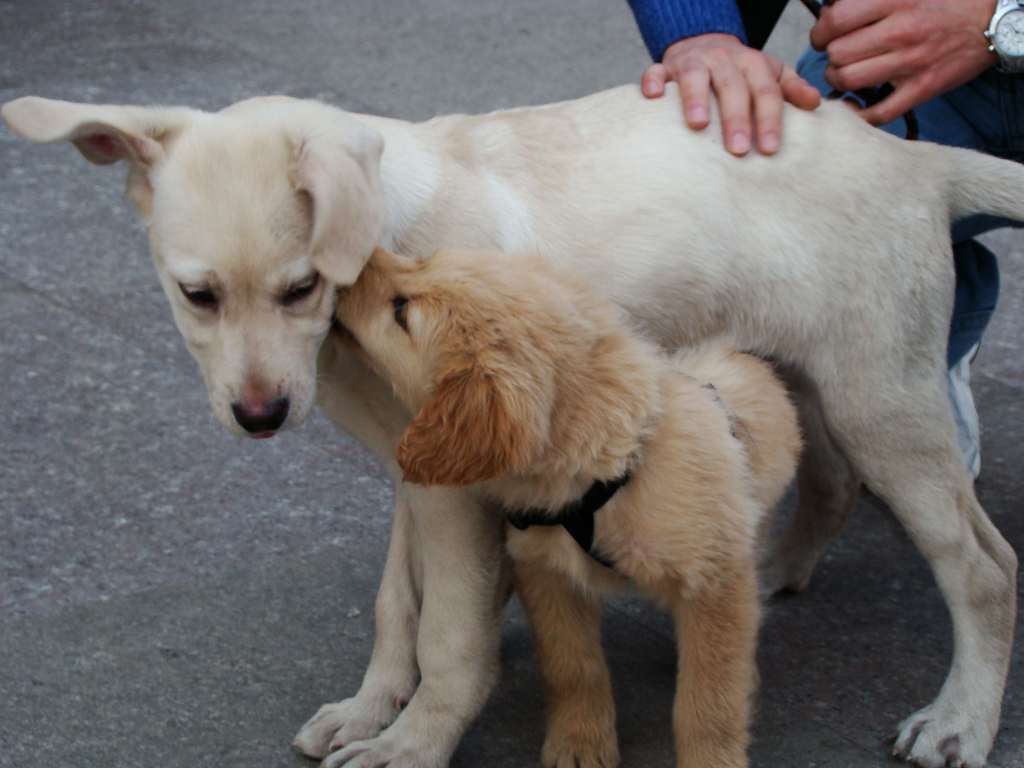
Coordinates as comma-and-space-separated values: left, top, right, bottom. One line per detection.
735, 48, 756, 65
812, 13, 838, 48
917, 69, 940, 96
716, 75, 743, 95
753, 81, 782, 99
662, 49, 687, 70
679, 80, 707, 99
705, 47, 733, 67
890, 16, 918, 48
911, 46, 932, 69
890, 28, 911, 49
738, 49, 768, 72
825, 42, 847, 67
721, 103, 751, 123
680, 65, 708, 84
828, 69, 848, 91
711, 63, 737, 84
831, 68, 855, 92
676, 52, 708, 73
822, 4, 847, 29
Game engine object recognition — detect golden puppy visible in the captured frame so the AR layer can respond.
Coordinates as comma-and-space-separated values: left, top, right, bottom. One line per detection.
336, 247, 802, 768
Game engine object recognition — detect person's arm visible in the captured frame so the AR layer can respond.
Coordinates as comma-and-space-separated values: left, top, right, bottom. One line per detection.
628, 0, 820, 156
628, 0, 749, 61
810, 0, 998, 125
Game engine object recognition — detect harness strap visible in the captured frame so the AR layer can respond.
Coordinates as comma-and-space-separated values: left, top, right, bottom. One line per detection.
506, 378, 741, 569
505, 472, 631, 569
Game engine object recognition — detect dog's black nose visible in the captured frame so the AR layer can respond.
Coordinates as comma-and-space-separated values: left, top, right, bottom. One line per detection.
231, 397, 290, 434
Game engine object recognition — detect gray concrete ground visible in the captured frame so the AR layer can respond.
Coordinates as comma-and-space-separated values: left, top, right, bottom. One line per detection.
1, 2, 1022, 767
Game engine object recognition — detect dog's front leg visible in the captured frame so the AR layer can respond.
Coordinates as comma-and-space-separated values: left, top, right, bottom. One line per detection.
294, 492, 421, 758
322, 484, 504, 768
673, 562, 759, 768
513, 554, 620, 768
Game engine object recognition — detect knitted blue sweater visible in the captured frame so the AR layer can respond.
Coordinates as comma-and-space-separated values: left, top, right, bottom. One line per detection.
627, 0, 747, 61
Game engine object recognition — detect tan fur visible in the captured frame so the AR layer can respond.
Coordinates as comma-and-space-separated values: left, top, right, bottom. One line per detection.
337, 247, 802, 768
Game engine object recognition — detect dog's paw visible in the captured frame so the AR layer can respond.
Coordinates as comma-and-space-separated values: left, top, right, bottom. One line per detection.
541, 717, 620, 768
320, 732, 443, 768
892, 703, 994, 768
293, 695, 405, 760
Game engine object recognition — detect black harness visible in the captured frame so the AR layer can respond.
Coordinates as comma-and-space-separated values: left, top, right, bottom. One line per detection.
505, 472, 632, 569
504, 381, 743, 570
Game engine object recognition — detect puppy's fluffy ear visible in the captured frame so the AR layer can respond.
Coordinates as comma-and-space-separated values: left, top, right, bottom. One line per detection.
290, 122, 385, 287
1, 97, 192, 215
397, 356, 539, 487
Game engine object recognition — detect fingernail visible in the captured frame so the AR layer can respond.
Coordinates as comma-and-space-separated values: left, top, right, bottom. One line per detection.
688, 105, 708, 123
729, 131, 751, 154
760, 131, 779, 153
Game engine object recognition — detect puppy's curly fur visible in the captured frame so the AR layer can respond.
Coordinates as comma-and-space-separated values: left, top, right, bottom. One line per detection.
338, 247, 802, 768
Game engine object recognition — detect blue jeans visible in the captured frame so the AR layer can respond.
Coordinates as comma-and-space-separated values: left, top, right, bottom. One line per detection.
798, 49, 1023, 366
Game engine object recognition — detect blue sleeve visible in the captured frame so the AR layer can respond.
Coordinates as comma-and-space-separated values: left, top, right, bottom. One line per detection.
627, 0, 747, 62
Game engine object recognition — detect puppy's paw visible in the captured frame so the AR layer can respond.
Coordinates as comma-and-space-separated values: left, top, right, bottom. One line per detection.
542, 711, 620, 768
293, 694, 406, 759
892, 702, 994, 768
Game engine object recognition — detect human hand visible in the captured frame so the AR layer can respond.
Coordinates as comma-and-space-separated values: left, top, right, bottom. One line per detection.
641, 33, 821, 156
810, 0, 998, 125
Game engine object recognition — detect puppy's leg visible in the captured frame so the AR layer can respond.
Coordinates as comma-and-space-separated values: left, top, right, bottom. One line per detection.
323, 485, 504, 768
673, 561, 759, 768
294, 493, 421, 758
820, 372, 1017, 768
516, 559, 619, 768
761, 374, 860, 595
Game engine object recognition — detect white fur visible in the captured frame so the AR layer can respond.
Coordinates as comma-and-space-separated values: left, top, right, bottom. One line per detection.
482, 172, 535, 252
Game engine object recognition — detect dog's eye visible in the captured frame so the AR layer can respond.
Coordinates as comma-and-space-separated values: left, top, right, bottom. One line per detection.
179, 283, 218, 310
281, 274, 320, 307
392, 295, 410, 332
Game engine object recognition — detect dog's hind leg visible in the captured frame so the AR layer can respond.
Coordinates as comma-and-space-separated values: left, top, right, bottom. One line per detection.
515, 559, 619, 768
760, 370, 860, 595
818, 368, 1017, 768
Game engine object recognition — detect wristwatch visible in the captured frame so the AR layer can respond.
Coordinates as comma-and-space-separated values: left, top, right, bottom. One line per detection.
986, 0, 1024, 73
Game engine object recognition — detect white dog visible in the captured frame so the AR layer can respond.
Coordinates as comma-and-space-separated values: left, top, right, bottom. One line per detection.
2, 86, 1019, 768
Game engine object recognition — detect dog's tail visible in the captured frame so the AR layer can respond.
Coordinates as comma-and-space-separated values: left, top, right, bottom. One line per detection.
943, 144, 1024, 224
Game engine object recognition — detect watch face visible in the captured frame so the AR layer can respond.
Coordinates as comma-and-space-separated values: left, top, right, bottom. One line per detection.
995, 9, 1024, 57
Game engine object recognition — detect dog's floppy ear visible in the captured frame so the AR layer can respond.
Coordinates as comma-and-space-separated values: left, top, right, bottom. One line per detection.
290, 122, 385, 287
397, 354, 543, 487
1, 96, 192, 215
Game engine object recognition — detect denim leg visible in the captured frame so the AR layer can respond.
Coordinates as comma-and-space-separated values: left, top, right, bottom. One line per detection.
949, 240, 1000, 367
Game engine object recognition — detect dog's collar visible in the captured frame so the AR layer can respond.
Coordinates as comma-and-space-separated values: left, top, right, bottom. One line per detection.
505, 471, 632, 569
